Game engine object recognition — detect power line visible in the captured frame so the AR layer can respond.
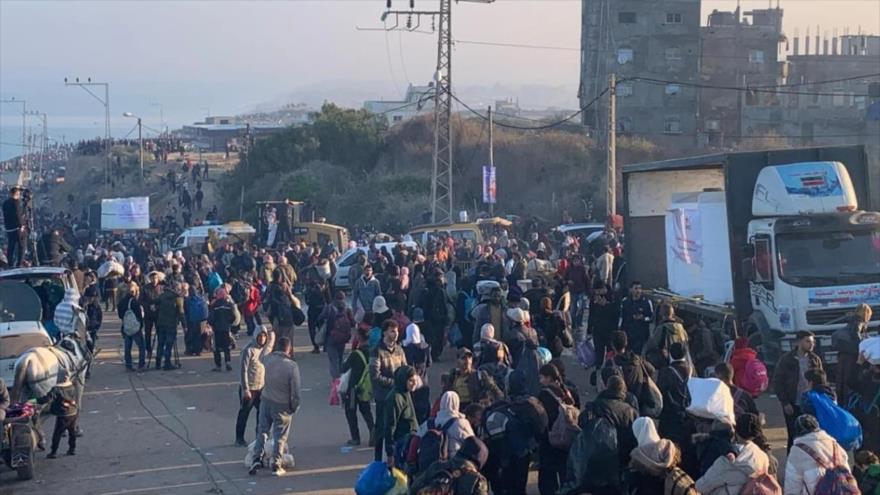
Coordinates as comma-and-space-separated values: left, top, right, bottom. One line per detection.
626, 131, 874, 139
751, 72, 880, 88
452, 88, 609, 130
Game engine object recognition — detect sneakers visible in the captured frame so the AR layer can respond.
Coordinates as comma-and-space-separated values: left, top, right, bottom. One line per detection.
225, 363, 232, 371
66, 450, 76, 456
248, 460, 263, 475
211, 367, 222, 372
47, 452, 57, 459
272, 465, 286, 477
345, 439, 361, 447
235, 438, 247, 447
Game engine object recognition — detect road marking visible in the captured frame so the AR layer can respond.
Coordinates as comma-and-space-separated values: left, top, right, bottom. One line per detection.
94, 464, 366, 494
85, 381, 238, 396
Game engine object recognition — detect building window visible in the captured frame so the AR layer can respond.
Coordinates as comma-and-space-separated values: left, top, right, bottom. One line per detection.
392, 115, 403, 122
665, 46, 683, 62
618, 12, 637, 24
705, 119, 721, 131
748, 50, 765, 64
665, 13, 682, 24
664, 115, 682, 134
617, 117, 633, 133
665, 84, 681, 96
617, 83, 634, 97
617, 48, 634, 64
832, 92, 849, 107
855, 95, 867, 110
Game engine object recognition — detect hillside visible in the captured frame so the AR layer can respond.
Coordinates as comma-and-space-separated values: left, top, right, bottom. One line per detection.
46, 146, 238, 228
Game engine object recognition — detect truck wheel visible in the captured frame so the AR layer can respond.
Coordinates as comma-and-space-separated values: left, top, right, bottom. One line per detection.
16, 453, 34, 480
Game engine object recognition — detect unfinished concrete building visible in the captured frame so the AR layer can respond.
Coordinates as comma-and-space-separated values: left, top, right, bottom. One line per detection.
579, 0, 701, 146
699, 7, 786, 147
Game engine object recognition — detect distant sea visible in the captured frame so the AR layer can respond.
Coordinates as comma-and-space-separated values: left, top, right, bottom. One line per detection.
0, 124, 135, 162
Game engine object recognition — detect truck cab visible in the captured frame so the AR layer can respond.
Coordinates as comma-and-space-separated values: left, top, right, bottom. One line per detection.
742, 161, 880, 363
745, 211, 880, 362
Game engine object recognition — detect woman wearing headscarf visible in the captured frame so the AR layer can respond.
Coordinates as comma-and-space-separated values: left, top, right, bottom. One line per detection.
378, 365, 419, 466
208, 287, 236, 371
403, 319, 432, 424
415, 391, 474, 460
784, 414, 852, 495
473, 323, 511, 368
627, 417, 686, 495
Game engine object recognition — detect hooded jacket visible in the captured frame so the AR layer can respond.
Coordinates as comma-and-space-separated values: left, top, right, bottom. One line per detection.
239, 327, 275, 392
370, 340, 407, 404
696, 441, 771, 495
54, 287, 84, 336
784, 429, 849, 495
628, 417, 678, 495
592, 387, 639, 467
417, 391, 475, 460
381, 366, 418, 457
260, 351, 302, 412
155, 289, 185, 329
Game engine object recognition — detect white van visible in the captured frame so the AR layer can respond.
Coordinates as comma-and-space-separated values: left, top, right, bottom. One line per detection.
0, 281, 53, 386
334, 241, 418, 289
172, 221, 256, 253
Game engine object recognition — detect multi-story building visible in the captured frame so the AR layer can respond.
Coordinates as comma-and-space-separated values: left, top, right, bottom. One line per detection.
579, 0, 701, 146
364, 83, 435, 126
699, 7, 786, 147
743, 34, 880, 147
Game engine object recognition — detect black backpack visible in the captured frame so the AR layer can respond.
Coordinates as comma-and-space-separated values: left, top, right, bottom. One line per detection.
416, 418, 456, 473
415, 467, 481, 495
231, 281, 248, 305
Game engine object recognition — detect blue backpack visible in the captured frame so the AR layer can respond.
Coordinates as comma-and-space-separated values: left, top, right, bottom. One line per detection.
354, 461, 394, 495
806, 390, 863, 450
185, 294, 209, 322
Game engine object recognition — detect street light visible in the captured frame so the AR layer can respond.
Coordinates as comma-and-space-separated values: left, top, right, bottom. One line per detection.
123, 112, 144, 180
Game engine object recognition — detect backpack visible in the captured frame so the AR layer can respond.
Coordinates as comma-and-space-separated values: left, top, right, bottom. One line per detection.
185, 294, 209, 323
330, 308, 354, 345
414, 466, 480, 495
664, 467, 698, 495
806, 391, 864, 451
414, 418, 456, 473
484, 402, 516, 441
795, 443, 861, 495
740, 473, 783, 495
548, 393, 581, 449
231, 281, 248, 305
462, 292, 478, 321
740, 357, 769, 397
122, 298, 141, 336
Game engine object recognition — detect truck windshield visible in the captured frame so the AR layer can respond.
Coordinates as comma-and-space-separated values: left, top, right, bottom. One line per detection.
776, 230, 880, 287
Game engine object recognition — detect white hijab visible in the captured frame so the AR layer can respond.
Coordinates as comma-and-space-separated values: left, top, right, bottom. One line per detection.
403, 323, 424, 346
435, 391, 466, 425
633, 417, 661, 447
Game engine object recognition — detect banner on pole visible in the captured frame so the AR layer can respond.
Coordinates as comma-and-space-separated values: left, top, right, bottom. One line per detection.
482, 166, 497, 204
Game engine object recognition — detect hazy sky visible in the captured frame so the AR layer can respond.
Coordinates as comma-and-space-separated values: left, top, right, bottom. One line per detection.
1, 0, 878, 131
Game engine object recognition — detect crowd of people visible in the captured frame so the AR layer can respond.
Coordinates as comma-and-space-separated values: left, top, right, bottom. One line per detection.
2, 189, 880, 495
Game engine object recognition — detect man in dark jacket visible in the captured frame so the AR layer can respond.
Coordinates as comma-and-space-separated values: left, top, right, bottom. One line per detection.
38, 370, 79, 458
609, 331, 656, 413
587, 280, 619, 364
140, 271, 163, 363
3, 186, 26, 267
656, 342, 693, 452
591, 375, 638, 468
39, 229, 72, 266
155, 283, 185, 370
772, 330, 823, 451
618, 281, 653, 355
493, 368, 548, 495
420, 272, 450, 361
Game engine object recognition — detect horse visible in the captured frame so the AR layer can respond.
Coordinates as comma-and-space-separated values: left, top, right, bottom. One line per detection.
11, 333, 92, 404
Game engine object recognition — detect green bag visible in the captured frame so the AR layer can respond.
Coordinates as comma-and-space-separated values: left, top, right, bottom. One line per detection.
353, 350, 373, 402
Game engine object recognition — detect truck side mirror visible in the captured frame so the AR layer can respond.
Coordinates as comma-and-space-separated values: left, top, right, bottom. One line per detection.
741, 258, 756, 282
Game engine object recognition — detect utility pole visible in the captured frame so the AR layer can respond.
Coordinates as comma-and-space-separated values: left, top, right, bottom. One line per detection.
488, 105, 494, 217
25, 111, 48, 180
381, 0, 494, 224
607, 73, 617, 218
65, 78, 111, 183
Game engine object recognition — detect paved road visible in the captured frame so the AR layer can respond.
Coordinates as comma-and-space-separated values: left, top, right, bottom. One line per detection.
0, 313, 793, 494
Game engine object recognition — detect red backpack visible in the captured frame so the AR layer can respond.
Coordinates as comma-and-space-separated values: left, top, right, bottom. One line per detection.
738, 357, 769, 398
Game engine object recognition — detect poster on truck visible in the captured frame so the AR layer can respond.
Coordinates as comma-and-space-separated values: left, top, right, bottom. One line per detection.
670, 207, 702, 265
101, 197, 150, 230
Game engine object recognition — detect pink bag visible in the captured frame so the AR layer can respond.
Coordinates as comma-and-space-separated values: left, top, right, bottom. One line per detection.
329, 378, 341, 406
740, 358, 769, 397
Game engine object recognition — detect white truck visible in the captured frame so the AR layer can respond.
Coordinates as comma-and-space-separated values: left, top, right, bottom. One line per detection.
622, 145, 880, 365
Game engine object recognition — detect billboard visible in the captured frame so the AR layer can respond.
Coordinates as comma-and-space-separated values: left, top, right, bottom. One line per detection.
101, 197, 150, 230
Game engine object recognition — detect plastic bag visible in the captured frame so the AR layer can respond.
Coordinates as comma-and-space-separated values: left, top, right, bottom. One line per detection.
329, 378, 341, 406
860, 336, 880, 365
576, 338, 596, 368
355, 461, 395, 495
385, 467, 408, 495
338, 369, 352, 395
686, 377, 735, 425
448, 323, 463, 348
807, 390, 863, 450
